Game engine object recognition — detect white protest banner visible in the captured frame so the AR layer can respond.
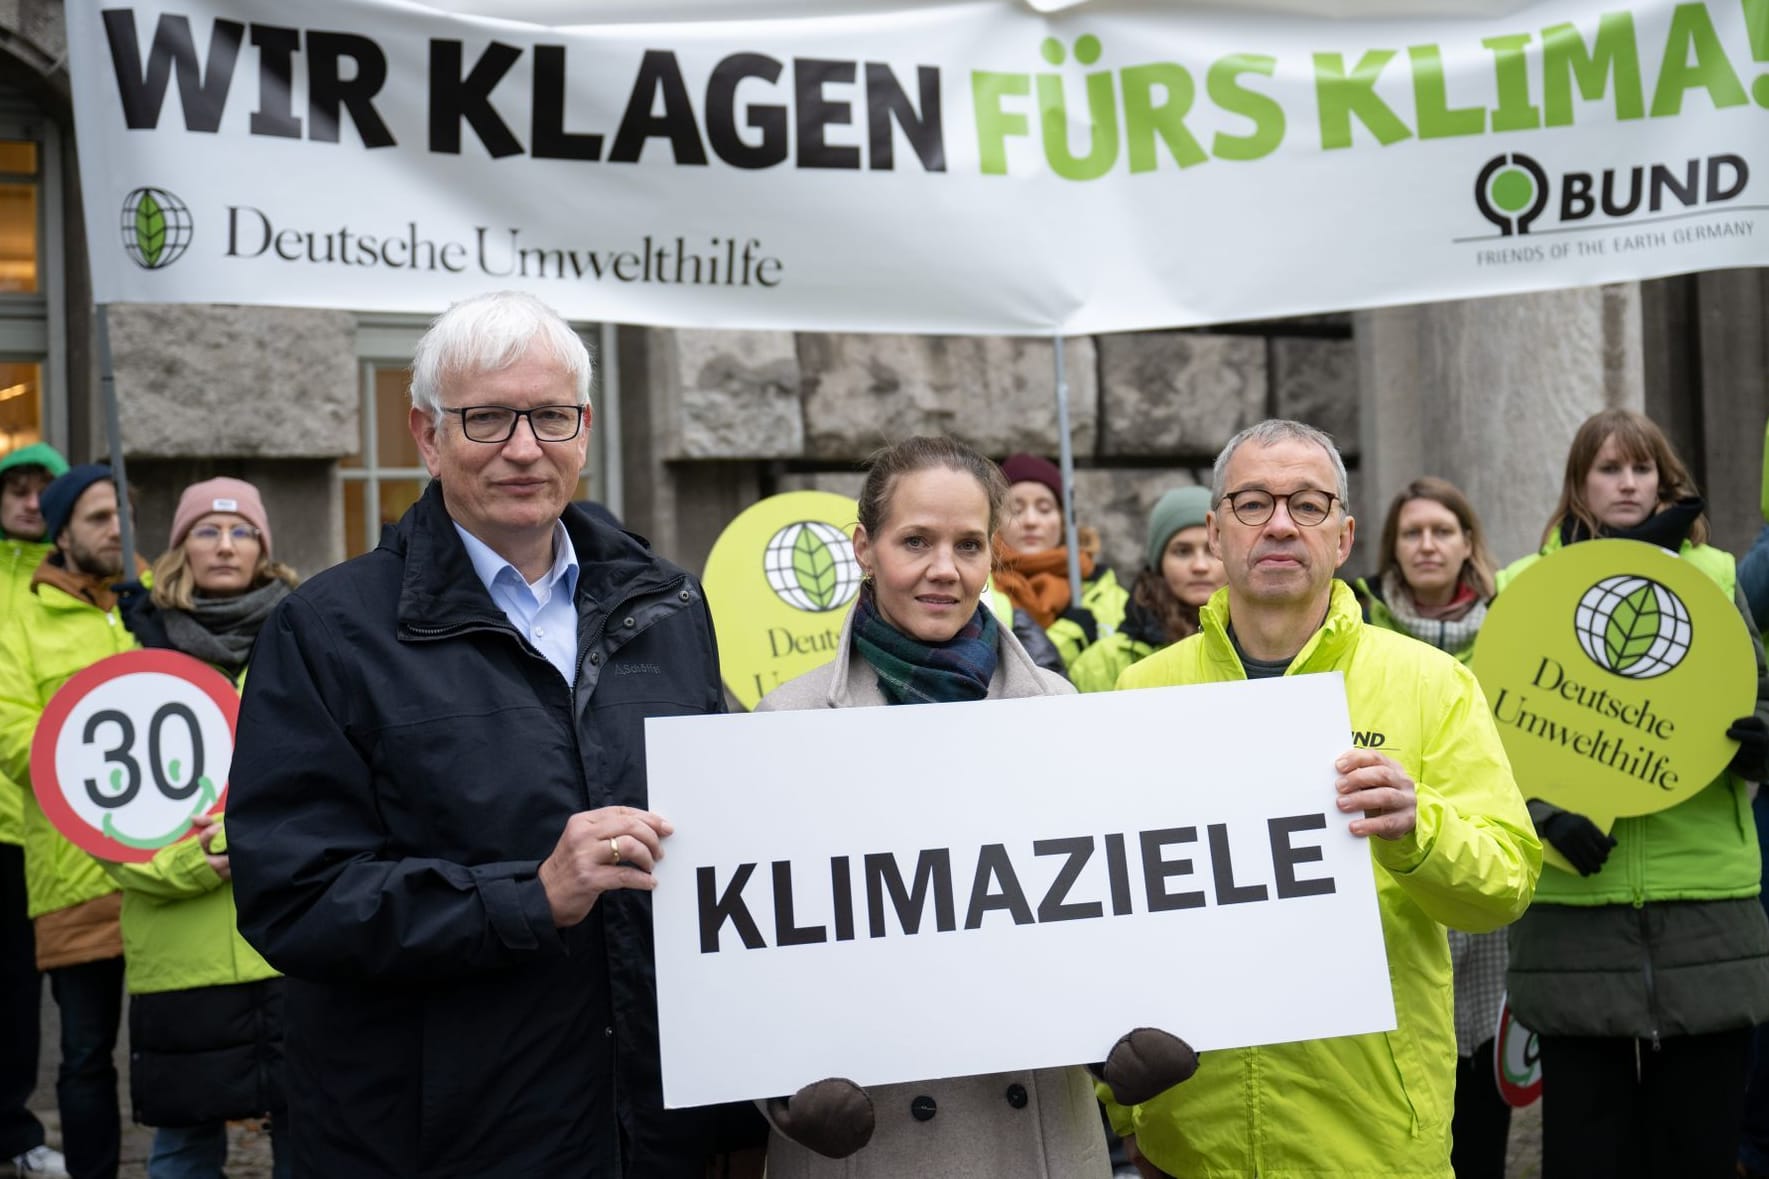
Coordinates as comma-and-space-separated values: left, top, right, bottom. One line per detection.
67, 0, 1769, 335
646, 672, 1393, 1108
30, 649, 238, 864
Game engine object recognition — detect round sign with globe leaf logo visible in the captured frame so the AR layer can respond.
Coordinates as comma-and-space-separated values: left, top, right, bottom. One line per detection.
704, 491, 860, 710
1575, 576, 1690, 679
1472, 539, 1756, 874
120, 186, 193, 270
765, 521, 862, 612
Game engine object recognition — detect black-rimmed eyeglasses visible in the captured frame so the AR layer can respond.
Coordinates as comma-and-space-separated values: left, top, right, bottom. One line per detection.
1219, 488, 1340, 527
448, 405, 586, 444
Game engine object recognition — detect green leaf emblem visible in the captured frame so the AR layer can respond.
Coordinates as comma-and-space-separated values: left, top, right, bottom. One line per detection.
136, 192, 166, 268
1604, 583, 1660, 672
791, 527, 839, 610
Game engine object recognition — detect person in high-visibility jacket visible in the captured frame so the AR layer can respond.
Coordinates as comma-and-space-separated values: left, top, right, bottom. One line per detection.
993, 453, 1127, 672
0, 465, 144, 1179
1502, 409, 1769, 1179
0, 442, 69, 1179
1106, 420, 1539, 1179
1353, 476, 1510, 1179
1069, 485, 1222, 694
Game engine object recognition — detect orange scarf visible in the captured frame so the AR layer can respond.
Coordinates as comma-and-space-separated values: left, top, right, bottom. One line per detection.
993, 542, 1096, 630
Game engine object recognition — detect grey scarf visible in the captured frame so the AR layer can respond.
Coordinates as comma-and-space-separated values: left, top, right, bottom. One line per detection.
160, 580, 291, 675
1379, 569, 1487, 655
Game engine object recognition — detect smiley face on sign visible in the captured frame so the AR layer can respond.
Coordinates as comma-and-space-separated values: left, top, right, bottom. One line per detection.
31, 649, 239, 863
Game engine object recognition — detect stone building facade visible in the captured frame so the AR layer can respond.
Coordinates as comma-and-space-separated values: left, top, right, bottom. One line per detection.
4, 1, 1766, 587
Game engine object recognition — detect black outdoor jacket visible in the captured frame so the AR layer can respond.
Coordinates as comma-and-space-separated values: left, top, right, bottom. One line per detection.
228, 483, 762, 1177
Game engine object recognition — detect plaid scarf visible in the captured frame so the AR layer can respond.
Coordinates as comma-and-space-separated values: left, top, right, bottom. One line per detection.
1378, 569, 1487, 655
850, 589, 1000, 705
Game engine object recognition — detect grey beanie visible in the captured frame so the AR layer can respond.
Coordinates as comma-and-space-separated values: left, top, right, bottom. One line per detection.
1145, 486, 1214, 570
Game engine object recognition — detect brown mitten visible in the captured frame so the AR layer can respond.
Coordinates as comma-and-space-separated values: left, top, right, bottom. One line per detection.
1093, 1028, 1199, 1106
766, 1077, 875, 1159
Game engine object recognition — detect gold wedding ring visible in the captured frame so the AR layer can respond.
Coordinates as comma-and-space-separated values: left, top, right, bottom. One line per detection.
609, 837, 623, 865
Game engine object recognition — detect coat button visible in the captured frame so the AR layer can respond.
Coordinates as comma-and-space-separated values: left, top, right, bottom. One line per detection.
678, 590, 692, 602
590, 652, 601, 665
623, 616, 636, 628
910, 1095, 936, 1122
1005, 1083, 1028, 1109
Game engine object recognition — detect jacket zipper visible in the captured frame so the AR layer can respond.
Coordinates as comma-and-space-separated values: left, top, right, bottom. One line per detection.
1638, 905, 1662, 1052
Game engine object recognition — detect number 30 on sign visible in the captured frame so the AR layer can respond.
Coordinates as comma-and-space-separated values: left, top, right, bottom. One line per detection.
31, 649, 238, 863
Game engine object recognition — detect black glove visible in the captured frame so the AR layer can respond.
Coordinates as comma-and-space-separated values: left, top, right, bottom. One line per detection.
1728, 715, 1769, 782
1539, 810, 1616, 877
765, 1077, 874, 1159
1090, 1027, 1199, 1106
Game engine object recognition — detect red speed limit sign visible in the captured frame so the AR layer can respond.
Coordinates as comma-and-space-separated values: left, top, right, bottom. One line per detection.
30, 649, 239, 863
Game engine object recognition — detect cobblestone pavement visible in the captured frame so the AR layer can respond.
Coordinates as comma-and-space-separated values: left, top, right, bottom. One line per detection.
29, 982, 1542, 1179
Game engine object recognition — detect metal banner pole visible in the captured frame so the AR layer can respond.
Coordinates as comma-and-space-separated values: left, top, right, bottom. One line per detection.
1053, 335, 1082, 607
94, 304, 137, 572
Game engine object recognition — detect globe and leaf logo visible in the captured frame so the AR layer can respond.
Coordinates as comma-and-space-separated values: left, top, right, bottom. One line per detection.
764, 521, 861, 612
120, 187, 193, 270
1574, 575, 1692, 680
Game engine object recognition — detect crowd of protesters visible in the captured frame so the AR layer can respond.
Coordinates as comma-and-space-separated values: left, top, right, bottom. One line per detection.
0, 291, 1764, 1179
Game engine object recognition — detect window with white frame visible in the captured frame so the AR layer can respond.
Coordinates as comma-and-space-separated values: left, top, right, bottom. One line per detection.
0, 86, 65, 460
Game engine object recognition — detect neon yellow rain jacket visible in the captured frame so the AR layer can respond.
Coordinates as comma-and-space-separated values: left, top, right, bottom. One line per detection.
1107, 580, 1540, 1179
0, 577, 135, 918
0, 535, 54, 848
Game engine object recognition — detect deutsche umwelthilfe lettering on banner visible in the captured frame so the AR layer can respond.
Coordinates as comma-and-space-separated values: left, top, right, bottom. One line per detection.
645, 672, 1394, 1108
67, 0, 1769, 333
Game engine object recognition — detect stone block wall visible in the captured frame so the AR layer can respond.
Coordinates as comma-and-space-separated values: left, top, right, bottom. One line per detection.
625, 318, 1359, 581
106, 305, 359, 578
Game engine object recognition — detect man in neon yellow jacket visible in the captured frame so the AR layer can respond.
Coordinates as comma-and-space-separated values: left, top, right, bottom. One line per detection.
0, 442, 69, 1177
0, 466, 139, 1179
1107, 421, 1540, 1179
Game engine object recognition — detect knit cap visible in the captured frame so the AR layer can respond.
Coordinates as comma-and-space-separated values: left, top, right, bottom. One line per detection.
1145, 486, 1214, 570
0, 442, 70, 480
170, 477, 273, 557
999, 454, 1064, 504
39, 464, 113, 542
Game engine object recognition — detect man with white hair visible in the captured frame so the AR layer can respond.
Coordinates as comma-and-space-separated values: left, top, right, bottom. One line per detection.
229, 291, 763, 1177
1105, 420, 1540, 1179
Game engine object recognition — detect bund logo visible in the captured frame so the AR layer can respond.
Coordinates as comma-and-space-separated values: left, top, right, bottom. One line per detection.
1574, 575, 1691, 680
1474, 153, 1549, 236
763, 521, 862, 612
120, 187, 193, 270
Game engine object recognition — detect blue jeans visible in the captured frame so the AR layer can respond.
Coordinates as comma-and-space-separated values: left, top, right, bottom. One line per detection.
46, 956, 123, 1179
148, 1118, 290, 1179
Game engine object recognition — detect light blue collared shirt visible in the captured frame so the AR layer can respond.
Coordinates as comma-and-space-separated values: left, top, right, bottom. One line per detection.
453, 520, 581, 686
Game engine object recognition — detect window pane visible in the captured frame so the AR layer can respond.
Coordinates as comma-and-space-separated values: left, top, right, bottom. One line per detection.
0, 142, 36, 175
0, 182, 38, 293
376, 368, 421, 468
342, 478, 367, 555
0, 362, 42, 454
378, 479, 425, 536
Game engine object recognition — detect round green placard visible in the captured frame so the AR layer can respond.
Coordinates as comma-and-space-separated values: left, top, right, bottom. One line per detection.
1473, 540, 1755, 840
703, 491, 860, 711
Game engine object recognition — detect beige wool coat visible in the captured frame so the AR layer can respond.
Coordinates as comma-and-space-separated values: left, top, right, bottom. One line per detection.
754, 604, 1111, 1179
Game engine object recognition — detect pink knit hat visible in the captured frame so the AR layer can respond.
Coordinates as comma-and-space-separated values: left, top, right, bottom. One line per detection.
170, 477, 272, 557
